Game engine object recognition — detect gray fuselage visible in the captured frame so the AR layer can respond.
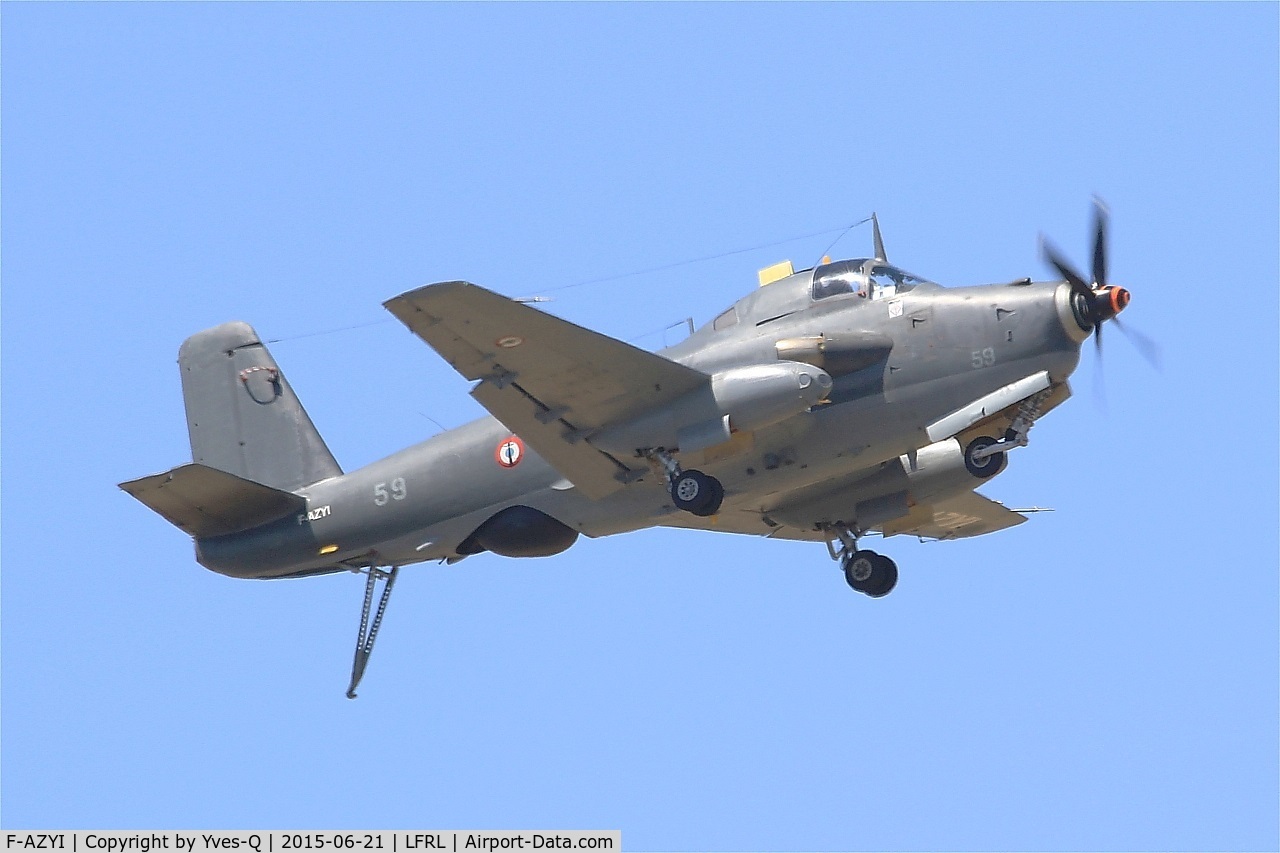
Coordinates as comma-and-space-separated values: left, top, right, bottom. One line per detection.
196, 265, 1085, 579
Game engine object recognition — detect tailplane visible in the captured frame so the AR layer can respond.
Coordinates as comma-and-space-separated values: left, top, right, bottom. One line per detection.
120, 463, 305, 538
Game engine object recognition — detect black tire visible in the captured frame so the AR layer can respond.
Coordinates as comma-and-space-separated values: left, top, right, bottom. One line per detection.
672, 469, 723, 516
844, 550, 898, 597
696, 476, 725, 516
964, 436, 1004, 479
843, 550, 879, 592
864, 555, 899, 598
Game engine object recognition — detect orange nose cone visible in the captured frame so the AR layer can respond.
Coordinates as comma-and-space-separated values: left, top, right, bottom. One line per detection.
1110, 287, 1131, 315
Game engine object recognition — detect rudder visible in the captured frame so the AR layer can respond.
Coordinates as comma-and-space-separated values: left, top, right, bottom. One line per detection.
179, 321, 342, 491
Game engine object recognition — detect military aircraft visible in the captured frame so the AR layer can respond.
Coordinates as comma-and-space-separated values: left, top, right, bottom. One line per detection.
122, 201, 1147, 697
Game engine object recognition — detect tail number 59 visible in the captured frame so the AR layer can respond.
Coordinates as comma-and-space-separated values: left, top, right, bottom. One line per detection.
374, 477, 407, 506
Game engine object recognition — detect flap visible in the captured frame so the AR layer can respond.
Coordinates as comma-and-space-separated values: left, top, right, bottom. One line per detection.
880, 490, 1027, 540
658, 508, 828, 542
470, 378, 638, 500
385, 281, 710, 497
120, 463, 306, 538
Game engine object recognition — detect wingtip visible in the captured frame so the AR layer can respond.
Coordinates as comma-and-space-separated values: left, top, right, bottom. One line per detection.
383, 280, 492, 310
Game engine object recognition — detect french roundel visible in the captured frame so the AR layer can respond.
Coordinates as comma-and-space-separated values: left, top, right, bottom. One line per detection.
495, 436, 525, 468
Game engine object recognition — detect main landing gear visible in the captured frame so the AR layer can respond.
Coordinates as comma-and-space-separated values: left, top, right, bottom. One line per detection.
648, 450, 724, 517
843, 550, 898, 597
824, 523, 898, 598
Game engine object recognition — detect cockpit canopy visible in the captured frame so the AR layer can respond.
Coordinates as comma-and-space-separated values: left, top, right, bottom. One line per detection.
811, 258, 931, 301
698, 257, 938, 338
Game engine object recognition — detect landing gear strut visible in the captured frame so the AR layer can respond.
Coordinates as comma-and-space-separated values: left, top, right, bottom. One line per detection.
648, 450, 724, 517
824, 523, 898, 598
346, 562, 399, 699
964, 436, 1005, 478
964, 388, 1053, 477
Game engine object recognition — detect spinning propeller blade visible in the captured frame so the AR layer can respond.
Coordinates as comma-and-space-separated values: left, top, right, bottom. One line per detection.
1041, 236, 1092, 299
1092, 196, 1109, 288
1041, 198, 1159, 372
1114, 316, 1163, 370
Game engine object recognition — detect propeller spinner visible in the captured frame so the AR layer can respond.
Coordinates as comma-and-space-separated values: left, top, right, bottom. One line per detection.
1041, 198, 1132, 355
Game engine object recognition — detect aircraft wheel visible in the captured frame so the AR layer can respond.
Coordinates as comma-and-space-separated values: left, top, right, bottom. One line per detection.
843, 550, 898, 597
864, 555, 898, 598
671, 469, 723, 516
702, 476, 725, 516
964, 436, 1004, 478
843, 550, 879, 592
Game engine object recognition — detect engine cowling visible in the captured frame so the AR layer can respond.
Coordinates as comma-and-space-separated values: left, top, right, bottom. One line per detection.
591, 361, 832, 455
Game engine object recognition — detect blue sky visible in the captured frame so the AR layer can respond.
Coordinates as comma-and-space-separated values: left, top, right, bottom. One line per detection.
2, 3, 1277, 850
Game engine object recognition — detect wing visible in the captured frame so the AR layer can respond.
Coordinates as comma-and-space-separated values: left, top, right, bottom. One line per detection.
879, 490, 1027, 540
385, 281, 709, 499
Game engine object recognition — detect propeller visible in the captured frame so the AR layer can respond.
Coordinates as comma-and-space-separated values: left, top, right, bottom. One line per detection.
1041, 198, 1157, 368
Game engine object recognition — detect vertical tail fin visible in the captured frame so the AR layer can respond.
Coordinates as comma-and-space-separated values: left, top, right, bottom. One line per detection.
179, 321, 342, 491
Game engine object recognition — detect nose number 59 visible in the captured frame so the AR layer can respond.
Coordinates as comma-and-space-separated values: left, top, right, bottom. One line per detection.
971, 347, 996, 369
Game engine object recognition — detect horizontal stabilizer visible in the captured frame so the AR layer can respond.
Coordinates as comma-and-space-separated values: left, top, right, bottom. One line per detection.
119, 463, 306, 538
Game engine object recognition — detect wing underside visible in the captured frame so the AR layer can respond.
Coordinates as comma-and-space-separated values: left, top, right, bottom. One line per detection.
881, 490, 1028, 540
661, 488, 1026, 544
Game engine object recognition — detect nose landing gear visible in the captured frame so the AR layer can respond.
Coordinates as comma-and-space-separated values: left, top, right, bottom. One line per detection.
963, 387, 1054, 477
824, 523, 898, 598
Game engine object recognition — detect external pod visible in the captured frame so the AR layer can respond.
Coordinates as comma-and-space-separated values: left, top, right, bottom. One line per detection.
774, 332, 894, 377
592, 361, 832, 455
458, 506, 579, 558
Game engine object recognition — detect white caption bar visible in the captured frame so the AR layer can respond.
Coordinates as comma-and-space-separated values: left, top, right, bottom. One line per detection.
3, 834, 620, 853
